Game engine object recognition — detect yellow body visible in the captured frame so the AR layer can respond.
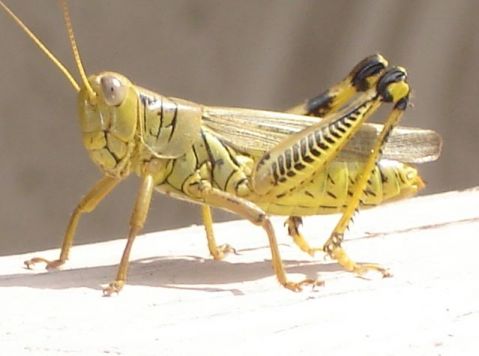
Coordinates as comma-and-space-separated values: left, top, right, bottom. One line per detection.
1, 0, 441, 295
78, 75, 424, 218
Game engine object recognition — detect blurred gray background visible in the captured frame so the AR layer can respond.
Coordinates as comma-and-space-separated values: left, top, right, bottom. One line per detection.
0, 0, 478, 256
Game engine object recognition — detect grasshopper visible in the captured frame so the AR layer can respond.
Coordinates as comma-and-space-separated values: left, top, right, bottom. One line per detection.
1, 1, 441, 295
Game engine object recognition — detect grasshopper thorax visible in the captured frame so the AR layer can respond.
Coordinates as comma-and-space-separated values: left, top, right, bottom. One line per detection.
78, 72, 139, 177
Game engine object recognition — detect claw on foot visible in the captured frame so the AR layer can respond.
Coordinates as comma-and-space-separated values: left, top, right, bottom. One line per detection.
283, 278, 324, 292
328, 246, 391, 278
102, 280, 124, 297
353, 263, 392, 278
24, 257, 65, 270
212, 244, 238, 260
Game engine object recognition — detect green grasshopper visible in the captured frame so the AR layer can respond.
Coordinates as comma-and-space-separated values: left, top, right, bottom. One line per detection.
1, 1, 441, 295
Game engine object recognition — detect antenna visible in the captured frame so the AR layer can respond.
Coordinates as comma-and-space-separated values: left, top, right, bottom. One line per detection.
59, 0, 96, 101
0, 0, 81, 92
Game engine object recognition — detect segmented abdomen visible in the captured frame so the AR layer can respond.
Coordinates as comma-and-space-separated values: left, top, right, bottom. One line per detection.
254, 159, 420, 216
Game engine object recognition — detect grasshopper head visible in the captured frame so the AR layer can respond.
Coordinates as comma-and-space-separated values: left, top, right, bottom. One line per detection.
78, 72, 139, 176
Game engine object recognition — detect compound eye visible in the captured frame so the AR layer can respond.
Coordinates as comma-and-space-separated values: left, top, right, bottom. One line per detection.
100, 75, 127, 106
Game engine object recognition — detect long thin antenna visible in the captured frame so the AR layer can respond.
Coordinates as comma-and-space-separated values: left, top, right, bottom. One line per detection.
59, 0, 96, 101
0, 0, 81, 92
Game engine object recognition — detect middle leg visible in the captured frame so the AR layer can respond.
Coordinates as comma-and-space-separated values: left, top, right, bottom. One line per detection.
201, 205, 237, 260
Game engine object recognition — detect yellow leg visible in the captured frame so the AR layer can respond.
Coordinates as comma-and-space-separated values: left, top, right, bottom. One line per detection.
103, 175, 155, 296
285, 55, 390, 254
190, 182, 323, 292
287, 54, 388, 117
323, 67, 410, 277
284, 216, 319, 256
201, 205, 236, 260
24, 175, 120, 270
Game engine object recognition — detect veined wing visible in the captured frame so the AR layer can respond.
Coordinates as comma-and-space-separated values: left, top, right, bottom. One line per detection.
202, 106, 442, 163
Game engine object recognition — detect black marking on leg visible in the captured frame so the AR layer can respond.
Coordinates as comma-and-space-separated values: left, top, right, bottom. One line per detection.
331, 232, 343, 247
317, 141, 329, 150
294, 162, 306, 171
284, 149, 292, 170
277, 155, 286, 176
257, 152, 271, 169
351, 55, 387, 91
300, 139, 308, 158
292, 143, 300, 162
303, 155, 314, 164
335, 124, 347, 134
272, 162, 279, 185
307, 134, 321, 156
329, 127, 342, 139
324, 232, 344, 254
324, 135, 336, 145
377, 67, 407, 102
307, 134, 316, 151
306, 92, 333, 117
395, 96, 409, 110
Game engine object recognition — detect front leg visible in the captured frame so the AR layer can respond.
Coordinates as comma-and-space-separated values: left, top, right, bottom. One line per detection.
24, 175, 120, 270
103, 175, 154, 296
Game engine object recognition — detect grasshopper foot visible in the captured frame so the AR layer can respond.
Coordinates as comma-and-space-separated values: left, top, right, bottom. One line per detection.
282, 278, 324, 292
211, 244, 237, 260
285, 217, 320, 256
102, 280, 125, 297
353, 263, 392, 279
327, 246, 391, 278
24, 257, 66, 270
